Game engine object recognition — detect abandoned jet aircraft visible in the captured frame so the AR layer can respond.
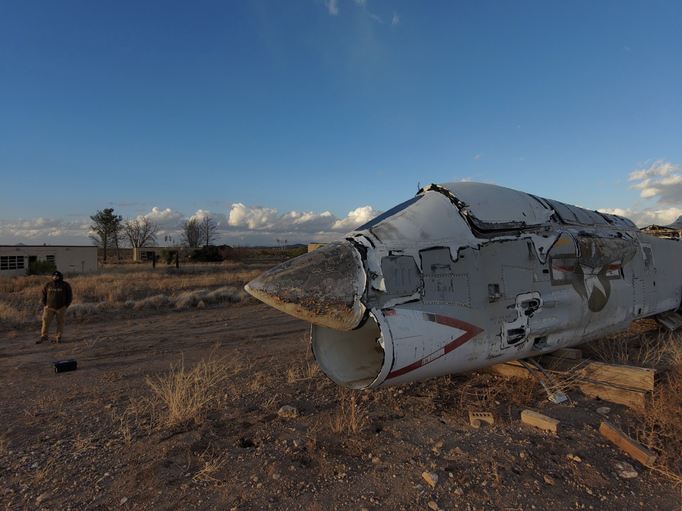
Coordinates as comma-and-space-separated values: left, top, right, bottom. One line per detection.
245, 182, 682, 389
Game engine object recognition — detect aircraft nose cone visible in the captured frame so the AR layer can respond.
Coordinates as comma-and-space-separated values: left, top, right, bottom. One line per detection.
244, 241, 367, 331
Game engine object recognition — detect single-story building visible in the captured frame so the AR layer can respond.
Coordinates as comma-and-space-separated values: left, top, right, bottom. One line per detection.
132, 246, 189, 262
0, 245, 98, 278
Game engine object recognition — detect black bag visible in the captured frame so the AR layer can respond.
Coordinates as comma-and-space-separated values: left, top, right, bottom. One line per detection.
52, 360, 77, 373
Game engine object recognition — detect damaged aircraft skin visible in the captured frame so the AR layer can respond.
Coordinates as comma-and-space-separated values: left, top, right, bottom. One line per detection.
245, 182, 682, 389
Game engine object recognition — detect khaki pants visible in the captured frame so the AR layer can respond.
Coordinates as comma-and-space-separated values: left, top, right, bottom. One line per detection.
41, 306, 67, 341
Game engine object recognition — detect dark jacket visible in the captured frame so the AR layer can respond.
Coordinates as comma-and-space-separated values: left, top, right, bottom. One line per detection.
41, 272, 73, 309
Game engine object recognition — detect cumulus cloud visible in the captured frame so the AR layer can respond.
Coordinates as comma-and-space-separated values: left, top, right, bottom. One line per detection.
331, 206, 380, 231
326, 0, 338, 15
227, 204, 378, 235
228, 204, 279, 230
603, 159, 682, 226
1, 201, 383, 247
627, 159, 682, 206
145, 207, 183, 232
0, 217, 90, 244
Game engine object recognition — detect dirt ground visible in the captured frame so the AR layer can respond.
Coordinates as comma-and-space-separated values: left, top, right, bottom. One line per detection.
1, 301, 680, 511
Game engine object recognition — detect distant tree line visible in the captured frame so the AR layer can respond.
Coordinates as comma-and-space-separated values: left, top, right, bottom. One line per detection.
89, 208, 222, 262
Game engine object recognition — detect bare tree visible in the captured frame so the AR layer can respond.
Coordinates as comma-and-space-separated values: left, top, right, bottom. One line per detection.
180, 218, 203, 248
200, 216, 220, 247
89, 208, 122, 262
122, 217, 158, 248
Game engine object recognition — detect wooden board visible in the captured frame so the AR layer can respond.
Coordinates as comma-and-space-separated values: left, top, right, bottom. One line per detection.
577, 381, 647, 411
541, 358, 655, 392
520, 410, 560, 433
485, 357, 652, 410
599, 421, 656, 467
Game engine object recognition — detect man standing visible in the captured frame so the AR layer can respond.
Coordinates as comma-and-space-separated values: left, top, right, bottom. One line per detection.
38, 270, 73, 344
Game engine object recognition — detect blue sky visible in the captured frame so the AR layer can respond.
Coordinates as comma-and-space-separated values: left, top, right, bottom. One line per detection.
1, 0, 681, 247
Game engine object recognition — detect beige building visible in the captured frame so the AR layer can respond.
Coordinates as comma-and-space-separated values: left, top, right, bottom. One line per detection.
0, 245, 98, 278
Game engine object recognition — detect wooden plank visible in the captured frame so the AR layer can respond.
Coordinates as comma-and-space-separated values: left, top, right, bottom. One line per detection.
520, 410, 560, 433
539, 357, 654, 392
577, 381, 647, 410
485, 358, 652, 410
580, 363, 654, 392
599, 421, 656, 467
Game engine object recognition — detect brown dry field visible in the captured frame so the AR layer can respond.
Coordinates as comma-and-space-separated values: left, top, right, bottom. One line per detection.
1, 278, 681, 510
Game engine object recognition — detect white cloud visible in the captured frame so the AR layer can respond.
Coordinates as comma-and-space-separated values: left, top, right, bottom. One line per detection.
326, 0, 338, 15
145, 207, 183, 232
599, 206, 682, 228
391, 12, 400, 27
228, 204, 279, 230
331, 206, 380, 231
0, 200, 385, 247
627, 159, 682, 206
0, 218, 90, 245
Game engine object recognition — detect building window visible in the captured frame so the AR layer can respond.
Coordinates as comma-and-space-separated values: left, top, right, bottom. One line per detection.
1, 256, 25, 270
46, 254, 56, 264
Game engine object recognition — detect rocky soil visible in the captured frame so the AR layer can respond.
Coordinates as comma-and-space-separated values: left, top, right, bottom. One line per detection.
1, 302, 680, 510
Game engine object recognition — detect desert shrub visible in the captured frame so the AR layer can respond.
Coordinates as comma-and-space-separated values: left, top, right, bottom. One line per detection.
220, 244, 249, 262
67, 303, 99, 319
632, 364, 682, 483
206, 286, 245, 304
0, 275, 45, 293
106, 287, 128, 303
159, 249, 177, 264
0, 300, 34, 328
174, 290, 209, 309
26, 260, 57, 276
330, 388, 367, 434
133, 298, 155, 310
0, 262, 275, 327
149, 294, 169, 308
286, 246, 307, 258
190, 245, 224, 262
95, 301, 114, 311
145, 355, 236, 429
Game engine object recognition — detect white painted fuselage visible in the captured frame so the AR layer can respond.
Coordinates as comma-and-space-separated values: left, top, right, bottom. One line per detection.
246, 182, 682, 389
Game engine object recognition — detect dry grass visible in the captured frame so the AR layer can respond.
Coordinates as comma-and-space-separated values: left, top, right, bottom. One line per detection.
0, 263, 271, 330
286, 362, 322, 383
0, 300, 35, 329
585, 325, 682, 483
633, 364, 682, 484
29, 458, 56, 483
329, 388, 368, 434
145, 352, 241, 429
585, 330, 670, 369
192, 449, 227, 483
0, 430, 10, 456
